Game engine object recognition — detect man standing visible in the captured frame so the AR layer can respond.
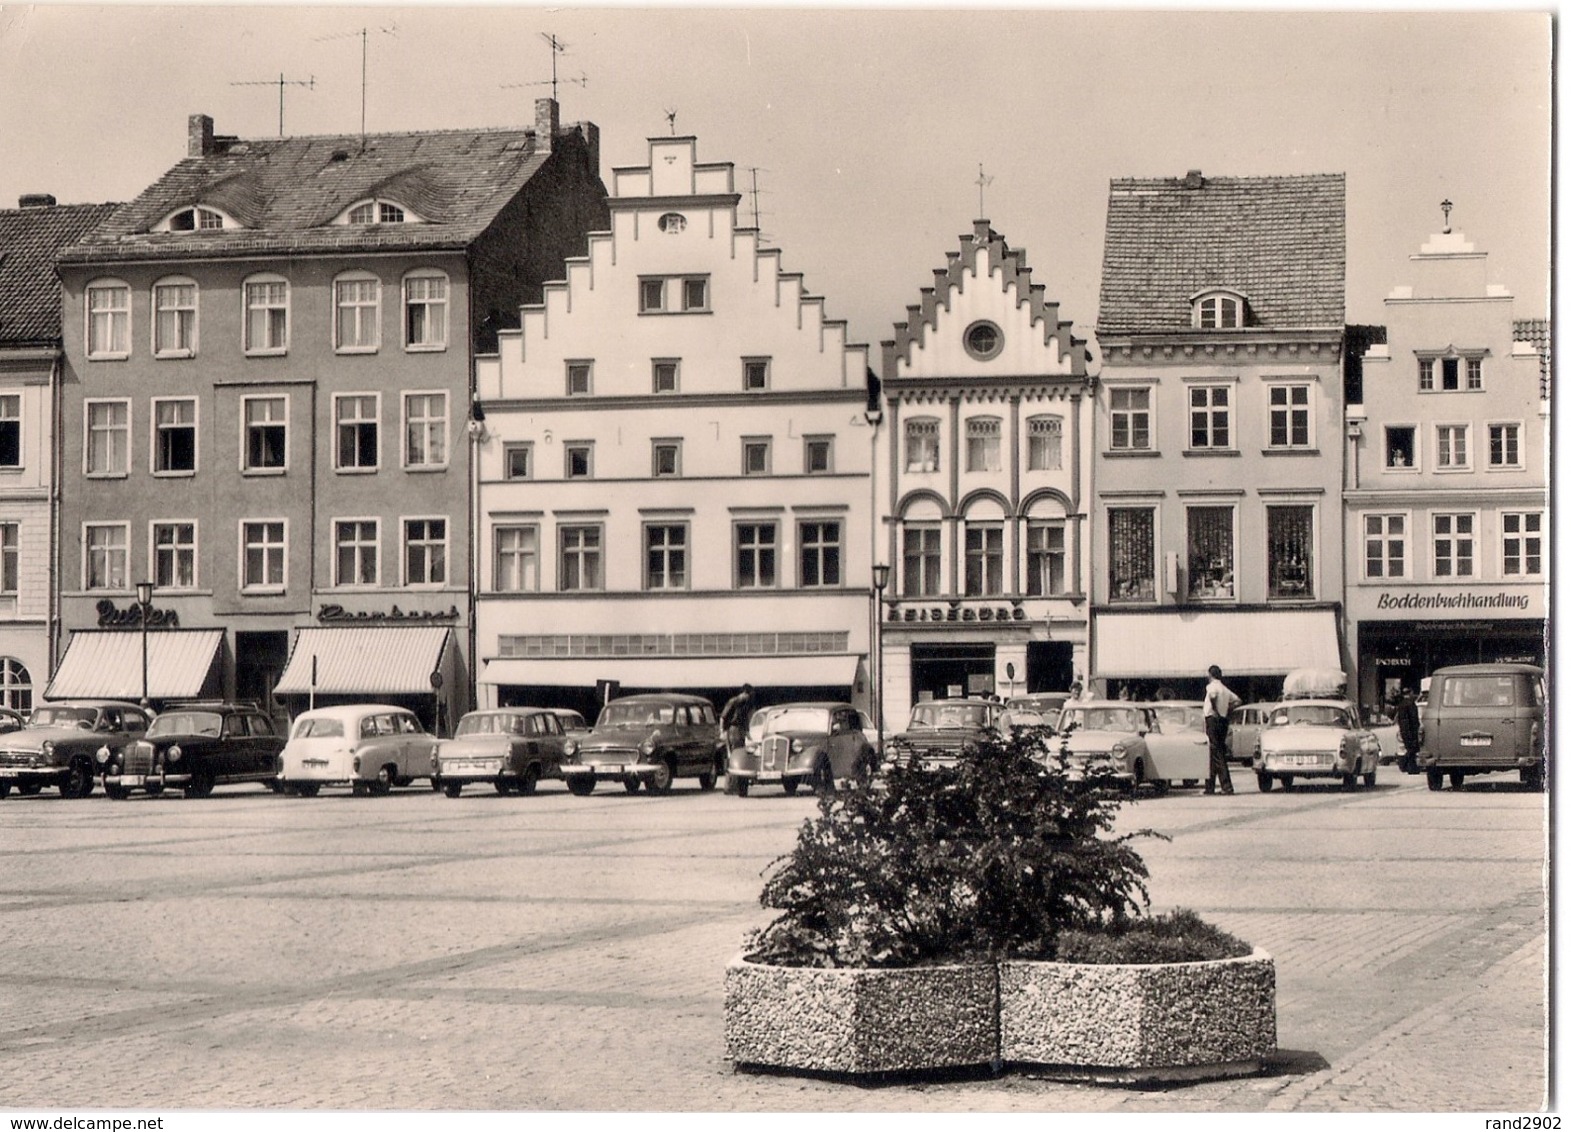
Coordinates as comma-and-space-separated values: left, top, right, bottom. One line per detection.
1203, 665, 1241, 795
720, 683, 755, 754
1393, 688, 1422, 775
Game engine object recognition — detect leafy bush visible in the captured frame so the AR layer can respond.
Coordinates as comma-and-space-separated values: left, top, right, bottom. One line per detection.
1054, 907, 1252, 965
744, 727, 1162, 968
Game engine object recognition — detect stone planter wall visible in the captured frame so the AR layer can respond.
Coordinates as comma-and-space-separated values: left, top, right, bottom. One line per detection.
724, 955, 997, 1075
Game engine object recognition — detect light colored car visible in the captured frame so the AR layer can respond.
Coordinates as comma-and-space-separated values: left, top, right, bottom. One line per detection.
1004, 693, 1070, 733
434, 708, 570, 797
727, 702, 875, 796
1227, 703, 1279, 765
276, 704, 439, 796
1049, 701, 1165, 794
1252, 700, 1381, 792
1137, 701, 1212, 787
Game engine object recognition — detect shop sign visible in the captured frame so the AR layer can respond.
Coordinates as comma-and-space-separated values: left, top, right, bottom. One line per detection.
317, 603, 461, 624
95, 599, 179, 628
1375, 591, 1532, 612
887, 600, 1027, 623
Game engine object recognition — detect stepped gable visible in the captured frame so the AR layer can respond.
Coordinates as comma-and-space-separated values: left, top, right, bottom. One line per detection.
1097, 171, 1346, 336
887, 219, 1088, 371
1513, 317, 1551, 398
0, 201, 118, 345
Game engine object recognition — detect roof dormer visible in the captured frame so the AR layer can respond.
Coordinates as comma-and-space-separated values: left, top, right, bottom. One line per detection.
155, 205, 239, 233
1190, 288, 1248, 330
335, 198, 423, 226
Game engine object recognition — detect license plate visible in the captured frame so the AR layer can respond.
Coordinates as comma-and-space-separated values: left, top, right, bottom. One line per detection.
1286, 755, 1323, 767
303, 759, 329, 768
447, 761, 487, 775
597, 764, 625, 775
119, 774, 145, 786
1460, 736, 1492, 747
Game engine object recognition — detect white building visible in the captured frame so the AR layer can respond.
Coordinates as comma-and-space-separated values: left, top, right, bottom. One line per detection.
473, 135, 877, 720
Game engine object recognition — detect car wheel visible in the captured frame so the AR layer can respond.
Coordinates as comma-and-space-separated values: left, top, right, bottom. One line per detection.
368, 766, 394, 796
352, 781, 370, 797
493, 777, 511, 796
646, 757, 674, 795
1362, 766, 1378, 788
104, 781, 131, 801
18, 783, 42, 796
1449, 771, 1466, 790
1182, 779, 1199, 788
62, 758, 95, 799
295, 782, 321, 798
518, 764, 540, 796
623, 778, 642, 794
184, 769, 215, 799
1281, 775, 1296, 792
734, 779, 750, 798
567, 776, 595, 797
444, 782, 463, 798
1427, 770, 1444, 791
1256, 771, 1273, 793
0, 781, 9, 798
698, 759, 719, 792
782, 776, 800, 796
813, 759, 835, 794
1522, 765, 1546, 792
1149, 777, 1171, 797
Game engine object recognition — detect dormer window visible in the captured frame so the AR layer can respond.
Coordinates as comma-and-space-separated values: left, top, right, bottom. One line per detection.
340, 199, 414, 225
1192, 290, 1245, 330
157, 206, 231, 232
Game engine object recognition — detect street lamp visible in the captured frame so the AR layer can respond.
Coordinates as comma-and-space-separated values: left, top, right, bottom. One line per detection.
870, 563, 891, 746
135, 581, 153, 708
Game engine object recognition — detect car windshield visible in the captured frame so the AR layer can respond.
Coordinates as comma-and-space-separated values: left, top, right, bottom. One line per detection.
30, 706, 96, 728
293, 717, 345, 739
907, 703, 991, 729
1151, 705, 1204, 732
554, 712, 586, 730
766, 708, 832, 734
1060, 707, 1144, 734
1440, 676, 1519, 708
147, 711, 222, 738
1269, 705, 1354, 729
456, 713, 527, 737
597, 702, 677, 728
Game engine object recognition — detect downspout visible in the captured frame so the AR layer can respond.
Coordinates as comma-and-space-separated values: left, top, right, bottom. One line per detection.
466, 260, 479, 726
47, 351, 62, 677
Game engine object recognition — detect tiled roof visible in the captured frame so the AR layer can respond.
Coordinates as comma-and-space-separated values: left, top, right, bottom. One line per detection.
1097, 172, 1345, 336
1513, 317, 1551, 397
58, 127, 558, 266
0, 202, 118, 345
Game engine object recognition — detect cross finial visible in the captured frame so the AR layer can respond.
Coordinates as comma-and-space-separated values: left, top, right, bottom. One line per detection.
976, 163, 994, 218
1441, 198, 1453, 232
664, 107, 678, 135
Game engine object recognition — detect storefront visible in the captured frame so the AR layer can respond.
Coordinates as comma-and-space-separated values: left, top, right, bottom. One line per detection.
274, 626, 461, 737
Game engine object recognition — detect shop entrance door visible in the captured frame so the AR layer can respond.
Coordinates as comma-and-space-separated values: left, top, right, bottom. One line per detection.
909, 643, 996, 706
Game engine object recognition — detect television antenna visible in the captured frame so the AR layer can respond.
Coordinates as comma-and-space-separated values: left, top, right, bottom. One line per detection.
316, 23, 399, 142
501, 34, 589, 104
743, 166, 771, 238
229, 73, 315, 137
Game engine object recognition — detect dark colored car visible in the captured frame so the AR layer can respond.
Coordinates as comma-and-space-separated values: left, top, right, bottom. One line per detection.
434, 708, 570, 797
559, 693, 726, 795
102, 703, 286, 799
727, 702, 875, 796
886, 698, 1005, 769
1418, 663, 1546, 791
0, 701, 153, 799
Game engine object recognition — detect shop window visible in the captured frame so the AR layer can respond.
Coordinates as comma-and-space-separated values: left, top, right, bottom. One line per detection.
0, 656, 32, 713
1186, 506, 1235, 599
1108, 508, 1155, 603
1266, 506, 1315, 598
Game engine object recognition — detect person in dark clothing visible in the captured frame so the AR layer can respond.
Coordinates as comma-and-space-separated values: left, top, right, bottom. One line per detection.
1203, 665, 1241, 795
720, 684, 755, 753
1393, 689, 1422, 774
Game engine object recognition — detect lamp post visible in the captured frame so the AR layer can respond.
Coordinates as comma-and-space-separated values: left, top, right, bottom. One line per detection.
135, 581, 153, 708
871, 563, 890, 746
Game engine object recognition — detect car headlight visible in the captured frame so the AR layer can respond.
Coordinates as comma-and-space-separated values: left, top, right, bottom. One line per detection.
40, 740, 53, 757
168, 744, 182, 763
564, 739, 578, 757
96, 745, 111, 765
791, 739, 806, 753
640, 733, 659, 756
352, 756, 361, 773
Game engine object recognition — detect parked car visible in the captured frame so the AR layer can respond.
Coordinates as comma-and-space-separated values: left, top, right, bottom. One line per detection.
1227, 702, 1279, 765
1418, 663, 1546, 791
0, 708, 23, 735
560, 693, 726, 796
1004, 693, 1070, 733
1137, 701, 1212, 787
1049, 701, 1164, 793
276, 704, 439, 796
1252, 700, 1381, 792
886, 698, 1004, 769
0, 700, 153, 799
434, 708, 570, 797
1363, 707, 1403, 765
546, 708, 590, 745
101, 702, 285, 799
727, 702, 875, 796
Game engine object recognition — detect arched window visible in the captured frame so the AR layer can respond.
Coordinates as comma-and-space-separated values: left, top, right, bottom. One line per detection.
0, 657, 32, 713
1192, 290, 1245, 330
1026, 415, 1063, 470
965, 416, 1002, 472
403, 270, 449, 351
905, 417, 939, 473
340, 199, 414, 225
159, 206, 231, 232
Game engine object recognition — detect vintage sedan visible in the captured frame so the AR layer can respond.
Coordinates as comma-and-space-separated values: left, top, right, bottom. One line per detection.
885, 698, 1003, 769
1226, 702, 1279, 765
101, 703, 285, 799
276, 704, 439, 796
547, 708, 591, 745
1049, 701, 1167, 793
1252, 700, 1382, 792
727, 702, 875, 796
0, 708, 22, 735
0, 701, 152, 799
560, 693, 727, 796
434, 708, 570, 797
1138, 702, 1213, 787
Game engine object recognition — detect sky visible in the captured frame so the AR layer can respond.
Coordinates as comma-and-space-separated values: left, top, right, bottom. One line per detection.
0, 5, 1552, 356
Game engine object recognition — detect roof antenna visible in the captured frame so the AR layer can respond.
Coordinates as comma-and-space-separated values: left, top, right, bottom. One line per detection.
317, 22, 398, 145
743, 166, 770, 239
1441, 198, 1454, 234
976, 163, 994, 219
229, 73, 315, 137
500, 35, 588, 105
664, 107, 678, 135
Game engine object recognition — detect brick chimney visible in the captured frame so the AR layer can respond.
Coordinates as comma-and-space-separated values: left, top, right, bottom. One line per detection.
189, 114, 215, 158
1182, 169, 1205, 190
18, 194, 56, 209
534, 98, 559, 155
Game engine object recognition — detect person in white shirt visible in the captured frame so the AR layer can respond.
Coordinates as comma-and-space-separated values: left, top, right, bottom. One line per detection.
1203, 665, 1241, 795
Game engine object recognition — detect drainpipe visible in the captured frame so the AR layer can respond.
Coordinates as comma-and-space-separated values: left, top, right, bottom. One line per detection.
47, 352, 62, 679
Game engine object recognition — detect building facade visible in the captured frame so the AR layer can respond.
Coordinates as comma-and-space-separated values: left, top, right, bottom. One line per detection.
1091, 171, 1349, 703
473, 134, 877, 721
1345, 225, 1548, 709
51, 102, 606, 731
879, 220, 1093, 711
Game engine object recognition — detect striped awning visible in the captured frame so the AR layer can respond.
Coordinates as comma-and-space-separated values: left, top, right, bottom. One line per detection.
481, 654, 862, 689
274, 627, 452, 695
45, 629, 224, 701
1093, 609, 1343, 679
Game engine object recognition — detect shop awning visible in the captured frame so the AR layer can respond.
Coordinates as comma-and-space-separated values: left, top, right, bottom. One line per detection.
1093, 609, 1342, 679
274, 627, 452, 695
481, 654, 862, 689
45, 629, 224, 701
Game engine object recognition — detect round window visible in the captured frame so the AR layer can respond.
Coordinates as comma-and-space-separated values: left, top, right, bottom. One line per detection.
657, 212, 687, 234
964, 320, 1003, 360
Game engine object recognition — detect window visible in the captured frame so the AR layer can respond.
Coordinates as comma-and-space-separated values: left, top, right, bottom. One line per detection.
494, 525, 539, 592
966, 417, 1001, 472
85, 523, 129, 590
403, 392, 448, 469
804, 436, 833, 474
504, 444, 532, 480
404, 272, 448, 350
1489, 424, 1522, 468
638, 275, 709, 313
164, 206, 225, 231
1108, 508, 1155, 603
905, 418, 939, 472
1267, 506, 1315, 598
1268, 384, 1312, 448
0, 657, 32, 714
86, 282, 130, 358
241, 520, 286, 590
742, 438, 771, 476
564, 442, 593, 479
335, 394, 379, 471
743, 358, 770, 391
1186, 507, 1235, 599
1109, 388, 1151, 450
645, 524, 688, 590
1027, 416, 1063, 471
559, 525, 603, 591
0, 394, 19, 468
1385, 426, 1417, 469
1467, 357, 1483, 390
152, 280, 197, 356
1435, 424, 1470, 470
334, 519, 379, 587
963, 320, 1003, 361
152, 398, 197, 474
652, 441, 681, 478
152, 522, 196, 589
1363, 514, 1407, 580
347, 200, 407, 224
86, 401, 130, 476
1189, 386, 1231, 449
1432, 513, 1475, 578
1420, 355, 1483, 392
404, 518, 447, 586
964, 523, 1004, 595
243, 277, 288, 354
683, 277, 709, 310
799, 521, 842, 588
1026, 520, 1066, 597
1502, 513, 1543, 577
736, 522, 777, 588
1195, 293, 1243, 329
652, 359, 680, 393
1418, 358, 1434, 391
657, 212, 687, 234
243, 396, 287, 472
334, 275, 380, 352
902, 526, 941, 596
566, 361, 592, 396
0, 522, 17, 594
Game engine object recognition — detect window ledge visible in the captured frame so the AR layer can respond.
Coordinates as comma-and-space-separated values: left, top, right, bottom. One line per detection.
1103, 449, 1161, 458
1261, 448, 1320, 457
152, 470, 197, 478
242, 468, 287, 477
404, 343, 448, 354
404, 464, 452, 474
335, 347, 380, 356
86, 353, 130, 363
638, 310, 713, 317
154, 351, 196, 361
1182, 448, 1240, 458
335, 466, 381, 475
